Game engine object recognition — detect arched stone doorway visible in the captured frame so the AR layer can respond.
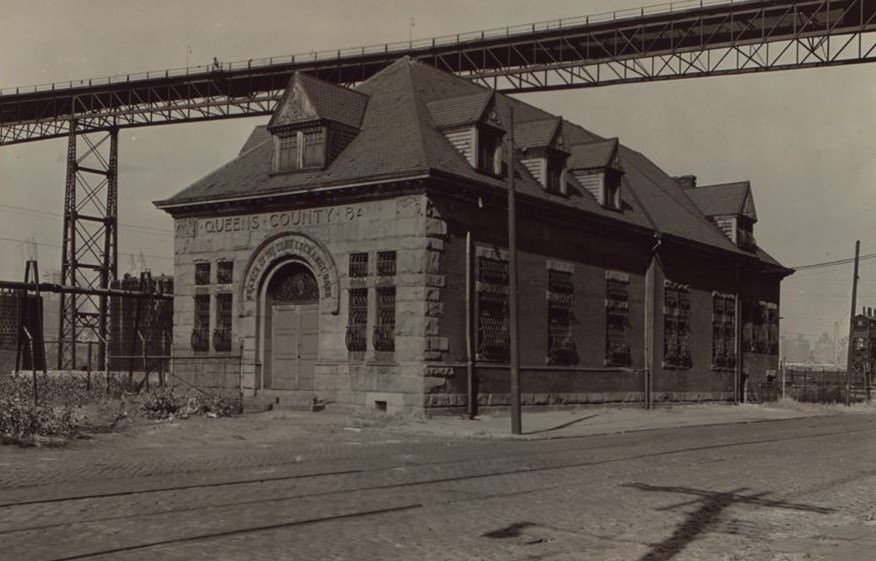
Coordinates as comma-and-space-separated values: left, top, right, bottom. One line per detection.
262, 262, 320, 390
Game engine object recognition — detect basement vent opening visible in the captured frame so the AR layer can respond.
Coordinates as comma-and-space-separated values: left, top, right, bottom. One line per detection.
374, 400, 388, 413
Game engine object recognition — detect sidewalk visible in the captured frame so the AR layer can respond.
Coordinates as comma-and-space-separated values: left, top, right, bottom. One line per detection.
375, 400, 876, 440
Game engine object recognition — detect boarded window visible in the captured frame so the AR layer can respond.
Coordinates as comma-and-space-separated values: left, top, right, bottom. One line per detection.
345, 288, 368, 352
349, 252, 368, 278
213, 293, 232, 352
664, 282, 692, 368
191, 295, 210, 351
374, 286, 396, 352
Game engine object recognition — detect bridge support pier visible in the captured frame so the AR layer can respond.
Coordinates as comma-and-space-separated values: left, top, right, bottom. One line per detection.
57, 122, 118, 370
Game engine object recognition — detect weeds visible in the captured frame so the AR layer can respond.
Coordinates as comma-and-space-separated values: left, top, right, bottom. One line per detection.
1, 373, 237, 446
139, 388, 237, 420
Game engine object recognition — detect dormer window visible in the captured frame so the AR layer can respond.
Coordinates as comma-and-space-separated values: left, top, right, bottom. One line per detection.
546, 149, 568, 195
604, 169, 623, 209
267, 72, 367, 174
685, 181, 759, 251
568, 138, 623, 210
476, 125, 503, 176
275, 127, 325, 172
516, 118, 569, 195
426, 91, 506, 177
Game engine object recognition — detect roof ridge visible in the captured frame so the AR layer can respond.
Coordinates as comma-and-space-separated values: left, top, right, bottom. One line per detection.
694, 181, 751, 190
399, 59, 432, 171
621, 146, 743, 253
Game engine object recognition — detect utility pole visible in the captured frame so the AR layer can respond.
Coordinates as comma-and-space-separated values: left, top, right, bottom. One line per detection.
507, 106, 521, 435
845, 240, 860, 407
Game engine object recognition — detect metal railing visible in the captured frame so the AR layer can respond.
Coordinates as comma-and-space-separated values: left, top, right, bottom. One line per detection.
0, 0, 749, 96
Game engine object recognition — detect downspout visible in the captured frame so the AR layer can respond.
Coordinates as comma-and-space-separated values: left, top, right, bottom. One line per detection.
734, 268, 743, 405
465, 230, 477, 418
644, 233, 662, 410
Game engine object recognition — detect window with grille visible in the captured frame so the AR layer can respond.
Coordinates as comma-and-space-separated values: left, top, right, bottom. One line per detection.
349, 252, 368, 278
477, 255, 509, 361
217, 261, 233, 284
377, 251, 397, 276
478, 257, 509, 285
605, 273, 631, 366
664, 282, 692, 368
213, 293, 232, 352
195, 262, 210, 285
373, 286, 396, 352
712, 293, 736, 370
547, 269, 576, 364
191, 294, 210, 351
752, 301, 779, 355
345, 288, 368, 352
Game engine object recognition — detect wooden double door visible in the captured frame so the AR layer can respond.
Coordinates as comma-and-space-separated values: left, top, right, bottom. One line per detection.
269, 303, 319, 390
264, 264, 320, 390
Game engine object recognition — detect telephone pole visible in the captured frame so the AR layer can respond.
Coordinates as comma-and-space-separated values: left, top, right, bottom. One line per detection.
507, 106, 521, 435
845, 240, 860, 407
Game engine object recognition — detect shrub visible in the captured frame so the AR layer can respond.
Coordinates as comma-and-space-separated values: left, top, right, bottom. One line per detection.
0, 396, 77, 445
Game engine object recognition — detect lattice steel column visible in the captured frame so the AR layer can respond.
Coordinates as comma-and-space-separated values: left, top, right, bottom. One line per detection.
57, 120, 118, 369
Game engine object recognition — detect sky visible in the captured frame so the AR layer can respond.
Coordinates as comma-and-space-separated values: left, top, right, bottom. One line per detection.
1, 0, 875, 349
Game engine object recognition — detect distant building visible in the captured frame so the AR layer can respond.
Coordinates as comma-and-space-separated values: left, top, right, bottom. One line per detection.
108, 273, 174, 371
155, 58, 792, 413
0, 289, 45, 373
851, 308, 876, 376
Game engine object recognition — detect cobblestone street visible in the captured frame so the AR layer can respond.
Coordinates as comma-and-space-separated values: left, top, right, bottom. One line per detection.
2, 410, 875, 561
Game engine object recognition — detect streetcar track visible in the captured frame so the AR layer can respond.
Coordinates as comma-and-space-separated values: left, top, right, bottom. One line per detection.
46, 503, 424, 561
2, 423, 873, 538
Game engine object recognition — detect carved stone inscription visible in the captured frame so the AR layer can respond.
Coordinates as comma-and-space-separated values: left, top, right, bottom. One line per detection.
200, 205, 365, 235
242, 233, 340, 315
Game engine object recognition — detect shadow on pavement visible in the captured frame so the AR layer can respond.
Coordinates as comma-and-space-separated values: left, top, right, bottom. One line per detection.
622, 482, 834, 561
481, 521, 536, 538
523, 414, 599, 435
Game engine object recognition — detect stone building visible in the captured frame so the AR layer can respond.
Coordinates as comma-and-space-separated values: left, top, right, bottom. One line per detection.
155, 57, 792, 413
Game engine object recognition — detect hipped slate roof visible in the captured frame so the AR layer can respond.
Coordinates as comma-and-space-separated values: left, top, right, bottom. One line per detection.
156, 57, 784, 269
686, 181, 758, 221
514, 118, 562, 150
568, 138, 619, 170
426, 92, 494, 129
268, 72, 368, 130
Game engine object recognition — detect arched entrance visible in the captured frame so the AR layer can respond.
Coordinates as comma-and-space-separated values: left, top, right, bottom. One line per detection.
262, 262, 320, 390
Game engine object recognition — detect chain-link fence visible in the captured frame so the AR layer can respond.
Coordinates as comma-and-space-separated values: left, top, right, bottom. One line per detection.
773, 368, 872, 404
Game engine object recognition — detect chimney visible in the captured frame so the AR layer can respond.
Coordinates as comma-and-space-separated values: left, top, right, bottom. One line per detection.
675, 175, 697, 190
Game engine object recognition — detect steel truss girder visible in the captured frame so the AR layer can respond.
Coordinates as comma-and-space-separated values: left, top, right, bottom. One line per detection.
58, 124, 118, 370
1, 0, 876, 145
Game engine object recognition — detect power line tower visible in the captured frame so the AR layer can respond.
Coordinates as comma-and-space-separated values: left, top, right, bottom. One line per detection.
57, 122, 118, 369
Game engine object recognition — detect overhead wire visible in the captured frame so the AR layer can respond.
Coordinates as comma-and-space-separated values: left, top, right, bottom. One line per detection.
0, 203, 172, 235
0, 234, 172, 261
791, 252, 876, 271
